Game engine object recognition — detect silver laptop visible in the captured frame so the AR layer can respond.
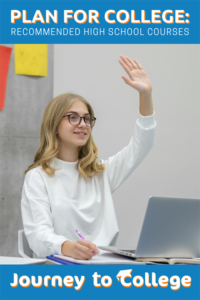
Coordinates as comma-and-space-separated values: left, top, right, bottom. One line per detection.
99, 196, 200, 258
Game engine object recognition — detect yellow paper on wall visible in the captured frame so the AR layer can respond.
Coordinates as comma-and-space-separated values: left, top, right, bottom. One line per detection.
14, 44, 47, 76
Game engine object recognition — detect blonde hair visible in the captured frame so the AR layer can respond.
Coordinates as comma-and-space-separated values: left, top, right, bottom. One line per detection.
25, 93, 105, 179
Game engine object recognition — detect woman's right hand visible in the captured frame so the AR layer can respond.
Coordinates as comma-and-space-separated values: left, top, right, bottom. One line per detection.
61, 239, 100, 260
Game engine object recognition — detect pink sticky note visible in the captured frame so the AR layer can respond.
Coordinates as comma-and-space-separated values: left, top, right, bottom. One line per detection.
0, 45, 12, 110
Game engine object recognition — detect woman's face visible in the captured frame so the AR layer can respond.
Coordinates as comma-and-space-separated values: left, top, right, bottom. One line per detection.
56, 100, 92, 149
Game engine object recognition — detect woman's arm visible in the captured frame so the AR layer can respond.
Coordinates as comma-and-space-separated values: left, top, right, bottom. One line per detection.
102, 56, 156, 194
21, 169, 99, 259
104, 113, 156, 194
21, 169, 70, 258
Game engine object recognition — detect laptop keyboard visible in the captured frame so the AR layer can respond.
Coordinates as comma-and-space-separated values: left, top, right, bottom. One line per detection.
120, 250, 136, 254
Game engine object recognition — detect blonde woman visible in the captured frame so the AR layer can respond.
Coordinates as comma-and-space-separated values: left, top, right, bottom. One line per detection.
21, 55, 156, 259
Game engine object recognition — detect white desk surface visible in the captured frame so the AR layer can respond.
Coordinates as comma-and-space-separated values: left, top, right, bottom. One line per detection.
0, 256, 46, 265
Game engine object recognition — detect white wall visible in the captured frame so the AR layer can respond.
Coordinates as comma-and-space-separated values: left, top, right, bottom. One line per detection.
54, 44, 200, 248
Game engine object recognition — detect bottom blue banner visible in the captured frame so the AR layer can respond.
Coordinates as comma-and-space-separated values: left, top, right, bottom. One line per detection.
0, 265, 200, 300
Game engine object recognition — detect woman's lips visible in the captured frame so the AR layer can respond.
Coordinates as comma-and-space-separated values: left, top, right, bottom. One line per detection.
73, 132, 86, 137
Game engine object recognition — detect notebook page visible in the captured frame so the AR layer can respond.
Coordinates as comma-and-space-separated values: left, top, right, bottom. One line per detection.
54, 250, 144, 265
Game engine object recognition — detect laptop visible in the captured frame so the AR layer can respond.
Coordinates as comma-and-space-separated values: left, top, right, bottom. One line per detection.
99, 196, 200, 258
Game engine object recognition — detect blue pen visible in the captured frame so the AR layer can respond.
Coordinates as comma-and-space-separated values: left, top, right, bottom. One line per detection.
46, 255, 78, 265
75, 229, 99, 255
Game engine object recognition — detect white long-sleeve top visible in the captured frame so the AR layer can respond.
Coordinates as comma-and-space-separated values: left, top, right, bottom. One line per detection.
21, 112, 156, 258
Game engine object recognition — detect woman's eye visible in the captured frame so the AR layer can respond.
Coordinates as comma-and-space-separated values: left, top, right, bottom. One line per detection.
85, 117, 90, 122
71, 115, 77, 120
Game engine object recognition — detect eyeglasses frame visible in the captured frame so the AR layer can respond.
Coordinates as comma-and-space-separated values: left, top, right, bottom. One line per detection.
63, 113, 96, 128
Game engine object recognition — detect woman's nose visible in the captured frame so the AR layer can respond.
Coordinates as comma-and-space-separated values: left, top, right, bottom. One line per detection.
78, 118, 86, 127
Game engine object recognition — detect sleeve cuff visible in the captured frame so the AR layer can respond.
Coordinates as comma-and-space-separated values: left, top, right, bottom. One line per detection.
137, 111, 156, 129
53, 237, 71, 256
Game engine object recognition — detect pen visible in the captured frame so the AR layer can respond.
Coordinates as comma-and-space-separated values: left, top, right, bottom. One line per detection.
75, 229, 99, 255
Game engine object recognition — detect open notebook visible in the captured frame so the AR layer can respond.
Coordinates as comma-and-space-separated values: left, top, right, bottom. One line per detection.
135, 257, 200, 265
54, 250, 145, 265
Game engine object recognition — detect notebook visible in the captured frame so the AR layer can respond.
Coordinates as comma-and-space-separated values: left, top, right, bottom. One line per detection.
54, 249, 145, 265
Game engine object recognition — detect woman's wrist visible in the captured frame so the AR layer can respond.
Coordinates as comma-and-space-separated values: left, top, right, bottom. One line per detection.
139, 91, 154, 116
61, 240, 75, 257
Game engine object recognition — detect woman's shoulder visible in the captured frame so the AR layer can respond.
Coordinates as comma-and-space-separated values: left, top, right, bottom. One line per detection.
23, 166, 49, 194
24, 166, 44, 183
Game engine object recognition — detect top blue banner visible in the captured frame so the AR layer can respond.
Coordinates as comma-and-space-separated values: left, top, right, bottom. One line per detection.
0, 0, 199, 44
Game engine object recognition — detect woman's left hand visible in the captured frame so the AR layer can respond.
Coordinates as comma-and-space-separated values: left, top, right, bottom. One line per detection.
118, 55, 152, 94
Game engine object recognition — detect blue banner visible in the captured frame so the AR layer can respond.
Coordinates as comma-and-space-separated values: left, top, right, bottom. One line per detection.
0, 265, 200, 300
0, 0, 199, 44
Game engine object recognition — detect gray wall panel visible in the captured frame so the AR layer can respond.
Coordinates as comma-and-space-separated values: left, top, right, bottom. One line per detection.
0, 44, 53, 256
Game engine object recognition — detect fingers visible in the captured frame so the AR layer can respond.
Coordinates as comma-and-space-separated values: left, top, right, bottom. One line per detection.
118, 59, 130, 76
133, 59, 143, 70
122, 76, 138, 90
119, 55, 143, 72
74, 244, 94, 260
73, 239, 100, 260
126, 57, 143, 70
120, 55, 133, 70
77, 239, 99, 254
74, 242, 94, 260
122, 76, 133, 86
125, 57, 138, 70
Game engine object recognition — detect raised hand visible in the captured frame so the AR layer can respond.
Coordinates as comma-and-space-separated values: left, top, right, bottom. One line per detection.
118, 55, 152, 94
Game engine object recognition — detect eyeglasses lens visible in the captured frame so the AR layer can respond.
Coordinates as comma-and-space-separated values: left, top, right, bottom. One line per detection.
69, 114, 79, 125
69, 114, 95, 127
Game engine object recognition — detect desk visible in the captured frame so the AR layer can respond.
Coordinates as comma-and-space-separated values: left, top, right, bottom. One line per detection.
0, 256, 46, 265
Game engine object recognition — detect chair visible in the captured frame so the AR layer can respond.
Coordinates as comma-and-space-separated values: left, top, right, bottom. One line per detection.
18, 229, 33, 258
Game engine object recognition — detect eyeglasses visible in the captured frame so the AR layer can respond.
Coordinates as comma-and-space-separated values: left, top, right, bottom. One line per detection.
63, 113, 96, 127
